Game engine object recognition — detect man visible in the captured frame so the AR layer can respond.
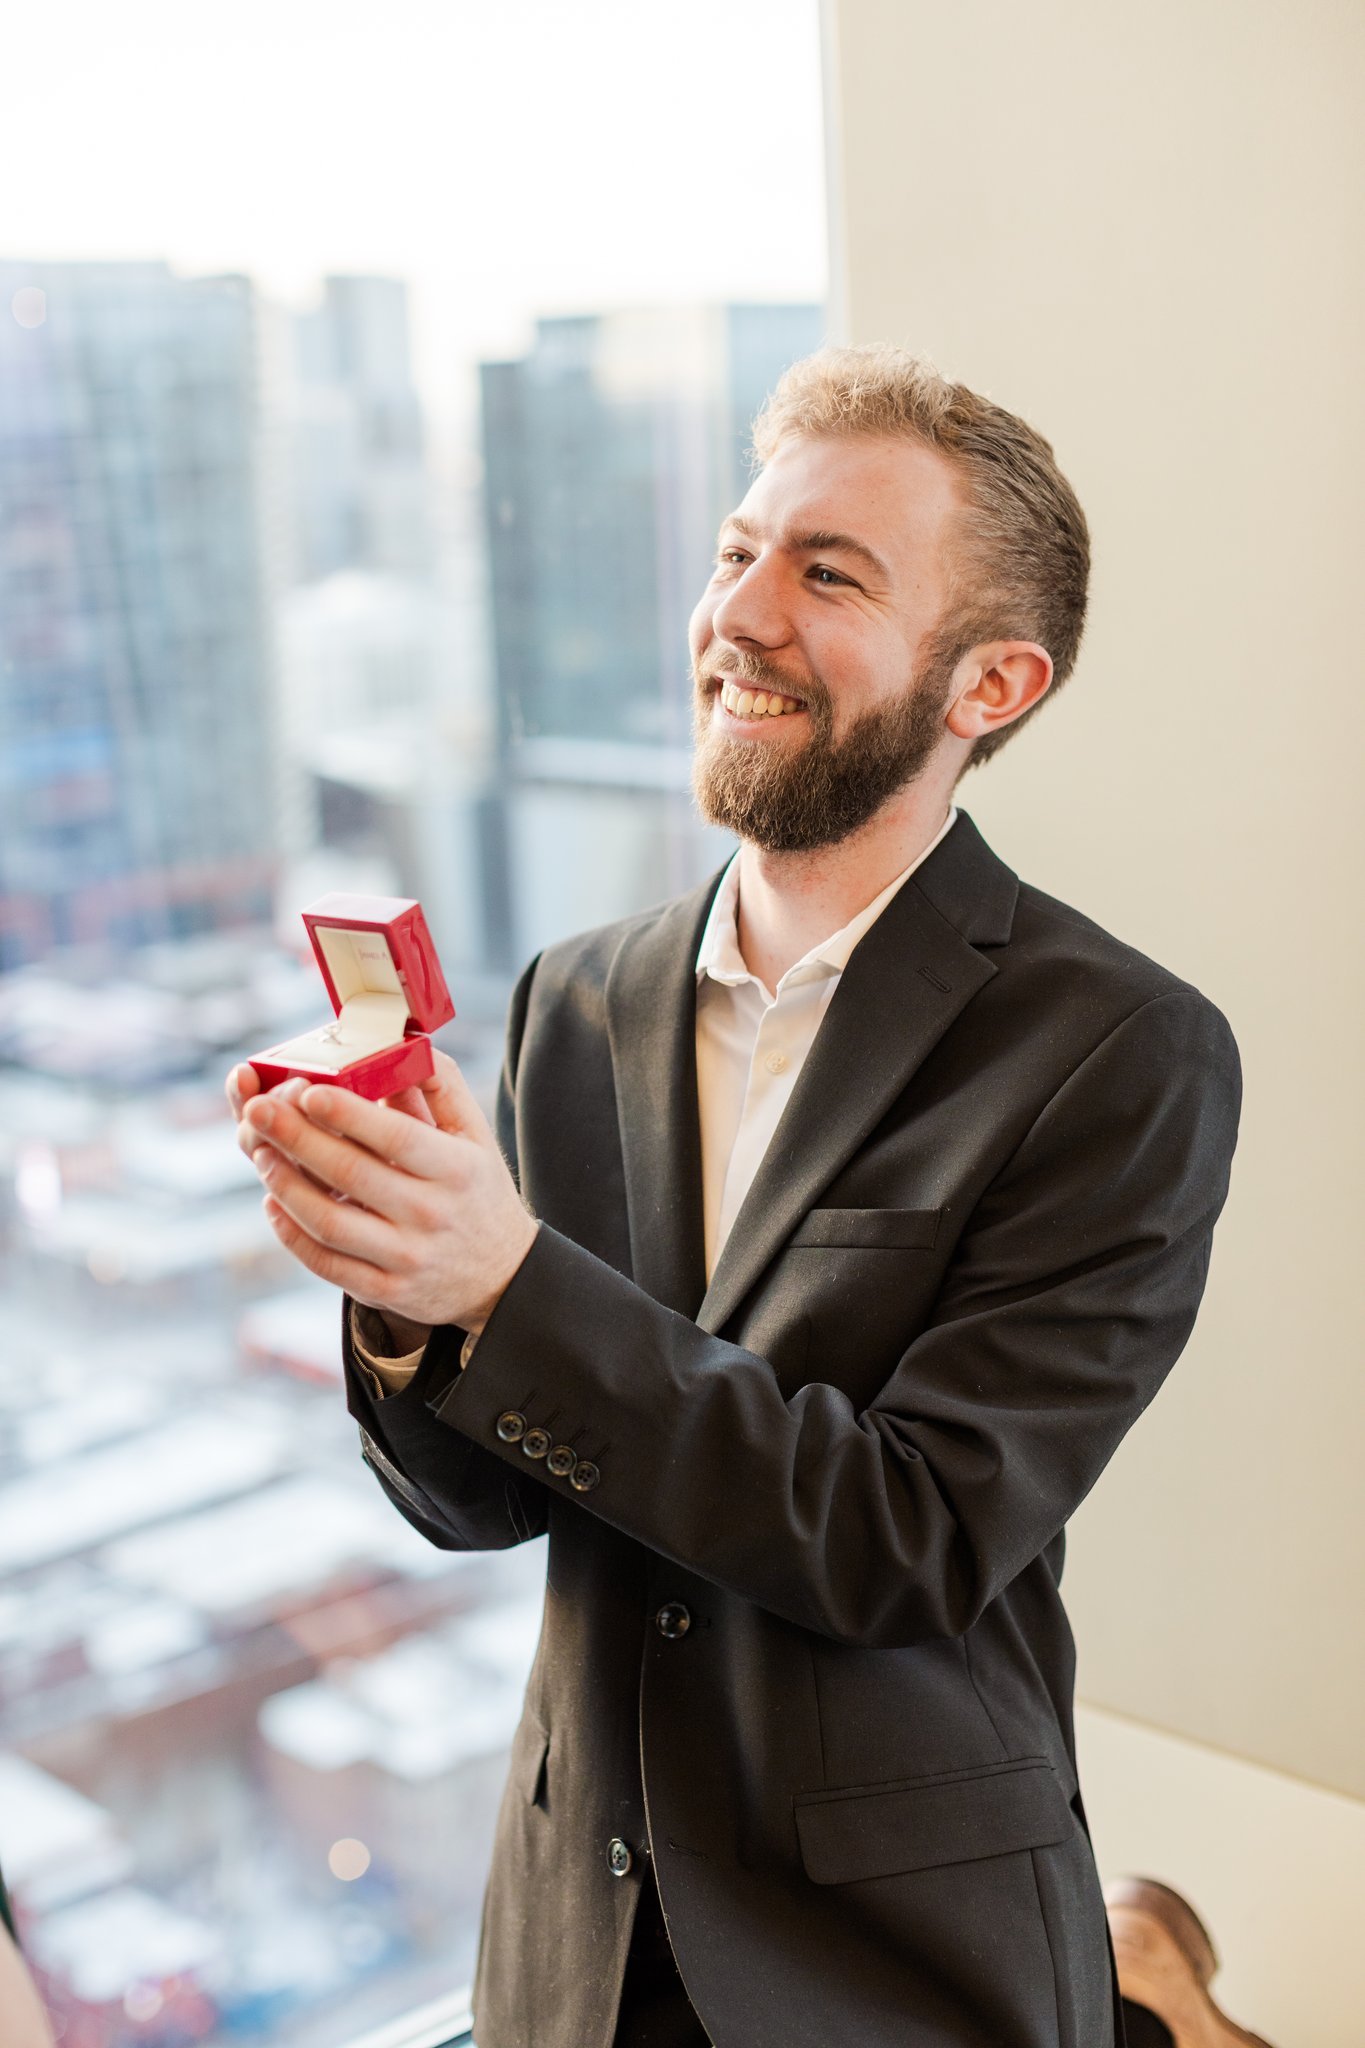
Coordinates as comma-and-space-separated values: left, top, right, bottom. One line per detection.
230, 347, 1240, 2047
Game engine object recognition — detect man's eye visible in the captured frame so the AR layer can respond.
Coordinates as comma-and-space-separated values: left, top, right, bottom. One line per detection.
715, 548, 749, 568
810, 564, 850, 587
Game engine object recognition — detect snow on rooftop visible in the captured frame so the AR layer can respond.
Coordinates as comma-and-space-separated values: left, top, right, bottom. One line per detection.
100, 1471, 459, 1617
260, 1621, 529, 1782
0, 1071, 103, 1147
257, 1681, 374, 1771
0, 1754, 132, 1909
82, 1596, 210, 1676
0, 1413, 288, 1574
18, 1378, 161, 1465
444, 1598, 545, 1687
114, 1117, 260, 1198
28, 1189, 273, 1281
238, 1284, 343, 1385
29, 1883, 220, 2001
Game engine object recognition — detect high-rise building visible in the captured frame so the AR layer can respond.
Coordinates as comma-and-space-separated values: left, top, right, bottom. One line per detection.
276, 276, 491, 973
290, 275, 433, 585
0, 262, 278, 970
478, 302, 823, 964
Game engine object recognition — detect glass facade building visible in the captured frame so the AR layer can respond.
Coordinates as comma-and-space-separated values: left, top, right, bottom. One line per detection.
0, 262, 277, 971
290, 276, 433, 587
478, 301, 823, 964
481, 302, 822, 753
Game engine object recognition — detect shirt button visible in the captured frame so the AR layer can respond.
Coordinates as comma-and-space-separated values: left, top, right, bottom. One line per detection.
764, 1050, 789, 1075
655, 1602, 691, 1640
607, 1837, 634, 1877
495, 1411, 527, 1443
546, 1443, 576, 1477
521, 1428, 551, 1460
570, 1459, 601, 1493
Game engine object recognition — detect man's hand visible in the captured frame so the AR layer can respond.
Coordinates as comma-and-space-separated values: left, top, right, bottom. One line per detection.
225, 1053, 538, 1339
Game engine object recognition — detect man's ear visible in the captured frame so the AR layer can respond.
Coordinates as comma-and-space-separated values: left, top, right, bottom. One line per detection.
945, 642, 1053, 745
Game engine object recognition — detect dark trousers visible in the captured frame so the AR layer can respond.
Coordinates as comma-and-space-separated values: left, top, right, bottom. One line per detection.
613, 1865, 711, 2048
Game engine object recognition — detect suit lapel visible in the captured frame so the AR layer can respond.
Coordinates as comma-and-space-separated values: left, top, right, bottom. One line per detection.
696, 812, 1018, 1336
604, 874, 721, 1319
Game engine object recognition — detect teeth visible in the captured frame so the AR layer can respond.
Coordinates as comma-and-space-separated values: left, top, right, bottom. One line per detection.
718, 681, 802, 718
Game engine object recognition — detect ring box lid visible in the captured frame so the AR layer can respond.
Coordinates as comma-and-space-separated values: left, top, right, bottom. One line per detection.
301, 895, 455, 1042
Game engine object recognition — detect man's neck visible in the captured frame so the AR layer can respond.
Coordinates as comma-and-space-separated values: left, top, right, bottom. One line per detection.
734, 781, 955, 995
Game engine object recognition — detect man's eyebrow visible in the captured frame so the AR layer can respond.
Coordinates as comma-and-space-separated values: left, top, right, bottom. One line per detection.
718, 515, 890, 582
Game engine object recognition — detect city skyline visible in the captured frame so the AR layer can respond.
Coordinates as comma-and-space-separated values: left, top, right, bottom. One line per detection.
6, 0, 828, 427
1, 253, 824, 985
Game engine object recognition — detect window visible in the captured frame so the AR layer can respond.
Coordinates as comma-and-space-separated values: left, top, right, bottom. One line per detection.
0, 4, 825, 2037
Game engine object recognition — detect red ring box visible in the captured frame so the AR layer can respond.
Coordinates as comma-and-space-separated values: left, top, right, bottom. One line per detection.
249, 895, 455, 1099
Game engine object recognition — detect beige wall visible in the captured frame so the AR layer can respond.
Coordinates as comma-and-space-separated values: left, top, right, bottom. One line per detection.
1075, 1703, 1365, 2044
824, 0, 1365, 1799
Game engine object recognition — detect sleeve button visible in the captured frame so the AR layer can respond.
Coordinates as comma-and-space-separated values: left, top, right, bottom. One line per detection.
546, 1443, 576, 1477
495, 1410, 527, 1443
607, 1837, 634, 1877
521, 1428, 551, 1459
569, 1459, 600, 1493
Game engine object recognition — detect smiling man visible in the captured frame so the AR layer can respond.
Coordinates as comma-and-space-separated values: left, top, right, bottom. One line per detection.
230, 347, 1240, 2048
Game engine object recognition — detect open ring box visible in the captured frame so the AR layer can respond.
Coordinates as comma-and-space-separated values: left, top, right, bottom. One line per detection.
249, 895, 455, 1100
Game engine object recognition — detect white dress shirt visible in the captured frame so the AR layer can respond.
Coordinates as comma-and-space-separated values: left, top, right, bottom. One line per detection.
356, 808, 958, 1390
695, 807, 957, 1278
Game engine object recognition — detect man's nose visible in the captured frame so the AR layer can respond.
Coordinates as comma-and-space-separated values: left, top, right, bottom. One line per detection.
709, 554, 792, 652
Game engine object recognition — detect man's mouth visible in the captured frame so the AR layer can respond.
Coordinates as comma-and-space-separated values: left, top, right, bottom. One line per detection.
712, 677, 805, 720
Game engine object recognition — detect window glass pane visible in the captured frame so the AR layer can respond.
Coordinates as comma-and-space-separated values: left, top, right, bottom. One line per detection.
0, 4, 824, 2038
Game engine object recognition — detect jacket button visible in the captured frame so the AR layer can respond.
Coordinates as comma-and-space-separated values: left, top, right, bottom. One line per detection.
521, 1428, 551, 1459
655, 1602, 691, 1640
569, 1459, 600, 1493
546, 1443, 576, 1476
607, 1837, 634, 1877
495, 1411, 527, 1443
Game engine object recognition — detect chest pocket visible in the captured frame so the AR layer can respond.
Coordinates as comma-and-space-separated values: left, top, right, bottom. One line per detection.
743, 1208, 944, 1405
789, 1207, 940, 1251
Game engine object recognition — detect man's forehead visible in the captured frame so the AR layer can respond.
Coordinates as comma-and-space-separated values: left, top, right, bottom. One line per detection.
723, 432, 961, 568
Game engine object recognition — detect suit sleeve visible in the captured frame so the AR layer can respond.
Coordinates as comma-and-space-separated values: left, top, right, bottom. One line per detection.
407, 987, 1241, 1642
341, 952, 549, 1553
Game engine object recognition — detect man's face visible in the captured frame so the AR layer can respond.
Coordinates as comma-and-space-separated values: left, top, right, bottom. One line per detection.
689, 432, 965, 853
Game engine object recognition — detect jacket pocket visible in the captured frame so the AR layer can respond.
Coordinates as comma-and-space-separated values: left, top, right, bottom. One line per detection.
789, 1206, 940, 1250
508, 1708, 549, 1810
794, 1756, 1069, 1885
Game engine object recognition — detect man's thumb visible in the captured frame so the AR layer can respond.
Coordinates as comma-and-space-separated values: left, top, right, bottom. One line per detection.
419, 1050, 488, 1139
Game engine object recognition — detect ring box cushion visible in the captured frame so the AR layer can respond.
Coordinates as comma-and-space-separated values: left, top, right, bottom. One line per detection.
249, 895, 455, 1100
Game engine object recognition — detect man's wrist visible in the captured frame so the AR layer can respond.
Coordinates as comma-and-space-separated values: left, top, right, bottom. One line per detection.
462, 1216, 541, 1348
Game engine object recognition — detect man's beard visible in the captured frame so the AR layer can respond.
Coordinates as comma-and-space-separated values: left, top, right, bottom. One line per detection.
690, 647, 956, 854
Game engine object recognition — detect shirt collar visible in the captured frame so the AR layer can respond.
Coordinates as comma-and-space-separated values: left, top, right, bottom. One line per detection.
695, 807, 958, 994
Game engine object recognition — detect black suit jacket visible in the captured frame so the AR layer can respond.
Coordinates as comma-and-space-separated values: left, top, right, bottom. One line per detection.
345, 811, 1241, 2048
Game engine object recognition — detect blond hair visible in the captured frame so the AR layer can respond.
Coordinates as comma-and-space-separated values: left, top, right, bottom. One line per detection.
751, 346, 1090, 768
